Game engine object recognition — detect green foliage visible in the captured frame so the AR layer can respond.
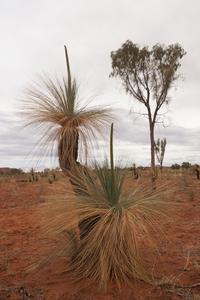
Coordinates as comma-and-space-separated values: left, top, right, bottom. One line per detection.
110, 41, 186, 103
171, 163, 181, 170
110, 40, 185, 171
93, 124, 125, 207
181, 162, 191, 169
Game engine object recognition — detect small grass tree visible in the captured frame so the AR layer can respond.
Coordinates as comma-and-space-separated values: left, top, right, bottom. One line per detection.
35, 124, 170, 290
110, 41, 185, 175
154, 138, 167, 173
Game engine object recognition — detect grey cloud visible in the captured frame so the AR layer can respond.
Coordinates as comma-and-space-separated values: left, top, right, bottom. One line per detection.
114, 109, 200, 147
0, 0, 200, 168
0, 109, 200, 168
0, 112, 54, 161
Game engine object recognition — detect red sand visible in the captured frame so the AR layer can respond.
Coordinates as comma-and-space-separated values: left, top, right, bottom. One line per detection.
0, 174, 200, 299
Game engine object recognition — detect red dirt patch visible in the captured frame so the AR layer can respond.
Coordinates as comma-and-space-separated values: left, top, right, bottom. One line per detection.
0, 174, 200, 299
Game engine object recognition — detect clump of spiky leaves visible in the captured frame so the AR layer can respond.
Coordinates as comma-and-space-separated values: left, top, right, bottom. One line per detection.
32, 124, 170, 291
154, 138, 167, 173
20, 46, 112, 172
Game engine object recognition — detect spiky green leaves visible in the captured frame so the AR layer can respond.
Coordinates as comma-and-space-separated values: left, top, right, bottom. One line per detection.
93, 124, 125, 207
94, 160, 125, 207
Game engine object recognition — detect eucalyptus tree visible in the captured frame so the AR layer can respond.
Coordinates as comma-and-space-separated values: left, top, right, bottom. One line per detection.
110, 40, 185, 173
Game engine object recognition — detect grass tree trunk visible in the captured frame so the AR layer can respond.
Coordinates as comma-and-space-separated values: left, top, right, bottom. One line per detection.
58, 132, 79, 172
79, 215, 101, 240
58, 132, 100, 241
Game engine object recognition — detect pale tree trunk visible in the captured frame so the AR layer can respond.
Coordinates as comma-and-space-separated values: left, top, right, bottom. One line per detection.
150, 125, 157, 191
147, 106, 156, 175
149, 123, 155, 173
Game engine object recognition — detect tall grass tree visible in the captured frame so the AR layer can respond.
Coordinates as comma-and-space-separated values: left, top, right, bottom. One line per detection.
21, 46, 112, 174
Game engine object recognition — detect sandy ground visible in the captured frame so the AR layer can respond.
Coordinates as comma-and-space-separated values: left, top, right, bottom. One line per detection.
0, 173, 200, 299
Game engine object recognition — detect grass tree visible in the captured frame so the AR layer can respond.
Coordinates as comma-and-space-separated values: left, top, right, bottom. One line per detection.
21, 46, 112, 174
35, 124, 170, 290
154, 138, 167, 173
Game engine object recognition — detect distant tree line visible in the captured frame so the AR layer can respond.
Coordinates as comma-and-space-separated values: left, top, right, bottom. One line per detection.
0, 167, 23, 175
171, 162, 199, 169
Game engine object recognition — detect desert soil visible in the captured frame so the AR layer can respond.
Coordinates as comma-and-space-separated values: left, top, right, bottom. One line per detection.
0, 173, 200, 300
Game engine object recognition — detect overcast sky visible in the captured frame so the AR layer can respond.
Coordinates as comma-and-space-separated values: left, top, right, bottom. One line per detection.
0, 0, 200, 170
